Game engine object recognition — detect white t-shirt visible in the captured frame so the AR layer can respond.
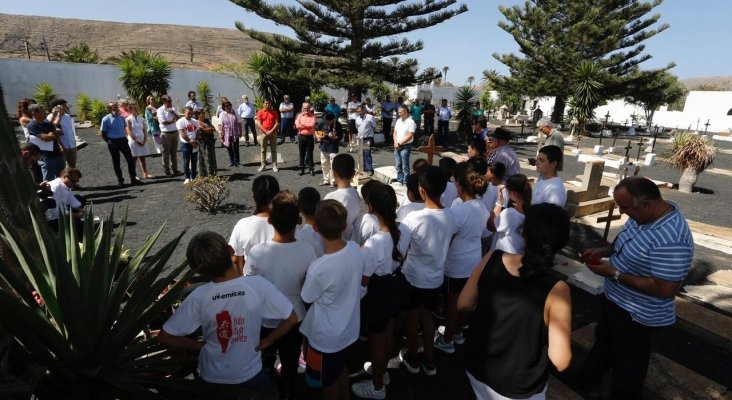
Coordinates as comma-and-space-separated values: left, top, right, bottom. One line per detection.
300, 242, 364, 353
532, 176, 567, 207
491, 207, 526, 254
324, 187, 361, 241
356, 213, 380, 245
402, 208, 455, 289
176, 117, 199, 151
347, 101, 361, 120
295, 223, 325, 258
396, 201, 425, 222
441, 181, 458, 209
45, 178, 81, 221
445, 199, 490, 278
481, 184, 500, 212
245, 241, 316, 327
229, 216, 275, 260
393, 117, 416, 145
362, 224, 410, 277
157, 106, 179, 133
162, 275, 292, 384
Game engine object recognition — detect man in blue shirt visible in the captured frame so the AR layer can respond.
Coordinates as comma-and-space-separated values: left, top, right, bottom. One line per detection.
581, 177, 693, 399
101, 102, 141, 186
324, 97, 341, 122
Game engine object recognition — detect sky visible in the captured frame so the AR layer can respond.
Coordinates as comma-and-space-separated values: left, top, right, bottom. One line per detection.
2, 0, 730, 85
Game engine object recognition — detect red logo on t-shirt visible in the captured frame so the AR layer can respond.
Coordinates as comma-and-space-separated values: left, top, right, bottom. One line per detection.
216, 310, 233, 353
186, 123, 195, 132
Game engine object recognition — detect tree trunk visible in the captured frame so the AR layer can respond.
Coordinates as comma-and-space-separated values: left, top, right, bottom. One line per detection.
551, 95, 566, 124
678, 166, 698, 193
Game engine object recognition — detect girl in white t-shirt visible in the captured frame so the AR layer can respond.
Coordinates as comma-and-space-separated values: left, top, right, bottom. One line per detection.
125, 103, 151, 178
436, 162, 490, 354
353, 184, 410, 399
489, 174, 532, 254
533, 145, 567, 207
229, 175, 279, 270
439, 157, 458, 208
355, 180, 382, 245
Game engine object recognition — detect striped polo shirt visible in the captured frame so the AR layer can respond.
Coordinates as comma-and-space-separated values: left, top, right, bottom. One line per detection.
605, 201, 693, 327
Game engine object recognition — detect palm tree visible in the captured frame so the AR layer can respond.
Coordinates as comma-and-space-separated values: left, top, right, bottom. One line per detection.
54, 43, 100, 64
116, 50, 171, 108
453, 86, 478, 140
420, 66, 441, 86
567, 60, 604, 142
664, 132, 717, 193
467, 76, 475, 87
442, 66, 449, 84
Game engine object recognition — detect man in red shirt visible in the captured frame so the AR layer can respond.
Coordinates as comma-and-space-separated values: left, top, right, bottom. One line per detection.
256, 99, 280, 172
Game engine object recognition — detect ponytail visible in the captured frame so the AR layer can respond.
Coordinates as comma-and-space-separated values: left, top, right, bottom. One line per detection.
252, 175, 280, 214
519, 204, 570, 278
367, 184, 404, 266
505, 173, 532, 209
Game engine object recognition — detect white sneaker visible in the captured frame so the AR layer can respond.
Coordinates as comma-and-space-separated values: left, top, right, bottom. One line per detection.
257, 164, 265, 172
183, 178, 191, 185
272, 163, 279, 172
351, 379, 386, 400
363, 361, 390, 385
399, 349, 421, 374
438, 326, 465, 345
434, 332, 455, 354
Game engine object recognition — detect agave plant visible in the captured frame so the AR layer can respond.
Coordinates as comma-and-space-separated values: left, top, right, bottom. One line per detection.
54, 43, 100, 64
453, 86, 478, 140
34, 82, 58, 110
89, 99, 109, 127
663, 132, 717, 193
76, 93, 92, 122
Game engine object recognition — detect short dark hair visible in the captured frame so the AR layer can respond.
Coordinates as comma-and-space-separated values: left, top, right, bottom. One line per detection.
60, 167, 82, 180
252, 175, 280, 214
50, 98, 67, 107
487, 161, 506, 180
315, 199, 347, 240
615, 176, 662, 205
298, 187, 320, 218
188, 90, 196, 98
412, 158, 429, 175
269, 191, 300, 235
539, 145, 562, 167
406, 173, 423, 203
332, 153, 355, 180
438, 157, 457, 178
419, 166, 448, 201
324, 112, 335, 121
20, 142, 40, 155
469, 138, 487, 156
186, 231, 232, 278
467, 155, 488, 175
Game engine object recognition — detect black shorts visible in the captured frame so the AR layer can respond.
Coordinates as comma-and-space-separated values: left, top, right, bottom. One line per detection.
405, 284, 441, 311
304, 345, 349, 388
444, 276, 469, 294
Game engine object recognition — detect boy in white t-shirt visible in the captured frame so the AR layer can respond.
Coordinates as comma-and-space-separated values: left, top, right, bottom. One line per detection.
176, 106, 200, 183
246, 191, 317, 399
158, 231, 297, 397
295, 186, 325, 257
301, 200, 365, 399
396, 172, 425, 222
400, 166, 455, 377
323, 153, 361, 241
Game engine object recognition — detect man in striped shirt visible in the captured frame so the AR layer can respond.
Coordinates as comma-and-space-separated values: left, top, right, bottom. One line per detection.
580, 176, 693, 399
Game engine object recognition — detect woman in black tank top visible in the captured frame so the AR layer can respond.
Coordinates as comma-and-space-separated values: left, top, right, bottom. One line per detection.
458, 204, 573, 399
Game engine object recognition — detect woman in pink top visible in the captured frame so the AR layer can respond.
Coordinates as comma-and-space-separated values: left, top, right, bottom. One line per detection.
295, 102, 317, 176
217, 100, 242, 167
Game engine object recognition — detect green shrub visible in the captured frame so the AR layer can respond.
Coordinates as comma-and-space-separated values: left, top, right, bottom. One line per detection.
76, 93, 92, 121
196, 80, 213, 116
310, 90, 329, 112
184, 176, 231, 214
89, 99, 108, 127
34, 82, 58, 110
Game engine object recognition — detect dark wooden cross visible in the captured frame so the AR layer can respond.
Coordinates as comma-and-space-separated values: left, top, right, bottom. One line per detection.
597, 206, 621, 241
417, 134, 445, 165
704, 119, 711, 133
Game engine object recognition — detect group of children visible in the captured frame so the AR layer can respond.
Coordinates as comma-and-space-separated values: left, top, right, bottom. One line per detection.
158, 143, 567, 400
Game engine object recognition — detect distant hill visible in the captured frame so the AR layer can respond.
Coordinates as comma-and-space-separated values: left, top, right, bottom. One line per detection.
680, 76, 732, 91
0, 13, 262, 70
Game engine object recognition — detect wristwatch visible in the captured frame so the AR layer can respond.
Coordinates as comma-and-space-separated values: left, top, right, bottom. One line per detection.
611, 270, 622, 282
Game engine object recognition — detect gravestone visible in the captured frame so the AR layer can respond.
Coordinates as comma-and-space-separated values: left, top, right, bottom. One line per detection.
566, 160, 616, 218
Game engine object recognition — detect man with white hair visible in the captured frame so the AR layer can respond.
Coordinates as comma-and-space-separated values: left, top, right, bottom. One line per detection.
536, 117, 565, 170
237, 95, 257, 146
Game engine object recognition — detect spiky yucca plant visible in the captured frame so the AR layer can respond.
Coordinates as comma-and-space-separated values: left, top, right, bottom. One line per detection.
663, 132, 717, 193
34, 82, 58, 110
453, 86, 478, 141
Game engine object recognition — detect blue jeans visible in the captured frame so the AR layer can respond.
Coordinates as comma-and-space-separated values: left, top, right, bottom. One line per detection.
363, 137, 373, 172
394, 143, 411, 184
180, 143, 198, 179
437, 120, 449, 145
38, 153, 65, 181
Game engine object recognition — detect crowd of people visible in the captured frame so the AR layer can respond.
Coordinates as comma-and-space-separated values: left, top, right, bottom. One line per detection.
16, 90, 693, 400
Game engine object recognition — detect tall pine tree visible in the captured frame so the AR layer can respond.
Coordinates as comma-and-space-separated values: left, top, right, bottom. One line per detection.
489, 0, 673, 122
229, 0, 467, 95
